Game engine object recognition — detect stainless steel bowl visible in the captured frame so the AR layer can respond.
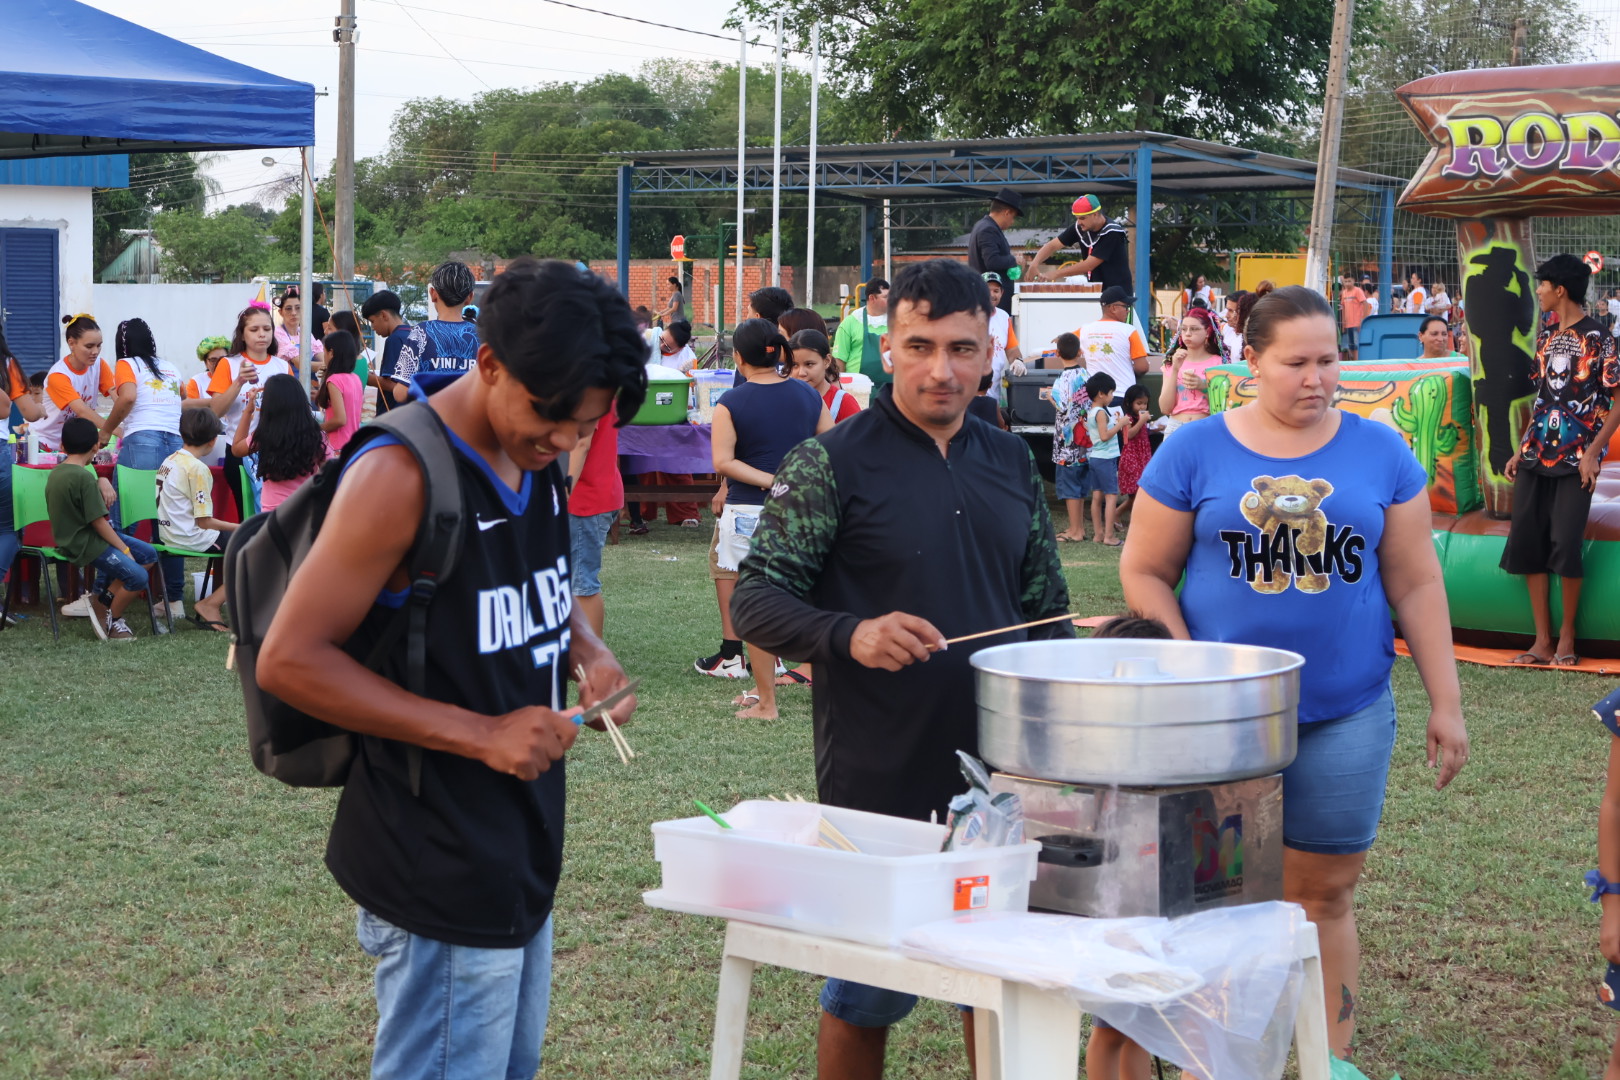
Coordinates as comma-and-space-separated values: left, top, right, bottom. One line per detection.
972, 639, 1303, 785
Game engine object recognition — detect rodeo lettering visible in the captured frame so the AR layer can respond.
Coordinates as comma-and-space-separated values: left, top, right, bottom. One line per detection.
1441, 111, 1620, 179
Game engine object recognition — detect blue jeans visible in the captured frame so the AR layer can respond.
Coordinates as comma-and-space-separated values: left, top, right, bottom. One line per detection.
89, 532, 156, 593
115, 430, 185, 601
357, 908, 553, 1080
821, 977, 919, 1028
568, 510, 617, 597
1054, 461, 1090, 500
0, 443, 17, 583
1281, 682, 1398, 854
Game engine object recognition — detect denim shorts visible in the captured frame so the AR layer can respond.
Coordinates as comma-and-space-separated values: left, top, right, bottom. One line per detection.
357, 908, 553, 1080
1055, 461, 1090, 500
1087, 456, 1120, 495
821, 978, 919, 1028
1281, 682, 1398, 854
90, 532, 156, 593
568, 510, 617, 597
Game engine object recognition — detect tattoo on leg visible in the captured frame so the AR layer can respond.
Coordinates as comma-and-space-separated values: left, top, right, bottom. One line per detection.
1338, 984, 1355, 1023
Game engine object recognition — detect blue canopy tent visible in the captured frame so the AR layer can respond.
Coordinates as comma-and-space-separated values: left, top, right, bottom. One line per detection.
0, 0, 318, 368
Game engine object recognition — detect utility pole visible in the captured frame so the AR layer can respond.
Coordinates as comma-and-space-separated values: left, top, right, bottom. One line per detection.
806, 23, 820, 308
334, 0, 356, 308
1304, 0, 1354, 297
771, 14, 783, 288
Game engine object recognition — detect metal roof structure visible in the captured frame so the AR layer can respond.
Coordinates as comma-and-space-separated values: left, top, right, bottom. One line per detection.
612, 131, 1404, 324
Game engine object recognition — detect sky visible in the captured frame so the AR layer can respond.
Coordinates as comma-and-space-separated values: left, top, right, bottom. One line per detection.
80, 0, 782, 209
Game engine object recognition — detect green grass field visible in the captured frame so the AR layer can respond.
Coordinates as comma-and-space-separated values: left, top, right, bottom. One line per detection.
2, 519, 1617, 1078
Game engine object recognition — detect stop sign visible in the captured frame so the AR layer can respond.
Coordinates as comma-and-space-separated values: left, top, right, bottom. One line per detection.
671, 234, 686, 260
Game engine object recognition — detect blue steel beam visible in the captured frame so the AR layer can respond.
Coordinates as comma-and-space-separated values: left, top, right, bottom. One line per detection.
616, 164, 632, 298
1135, 144, 1153, 329
1380, 187, 1395, 310
1153, 142, 1387, 194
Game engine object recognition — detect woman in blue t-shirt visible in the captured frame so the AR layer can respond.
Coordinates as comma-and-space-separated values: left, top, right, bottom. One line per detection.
1121, 286, 1469, 1060
711, 318, 834, 720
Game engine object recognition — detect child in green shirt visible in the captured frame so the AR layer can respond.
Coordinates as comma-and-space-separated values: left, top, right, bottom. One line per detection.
45, 417, 157, 641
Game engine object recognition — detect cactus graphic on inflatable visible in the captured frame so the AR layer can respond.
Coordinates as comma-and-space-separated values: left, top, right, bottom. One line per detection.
1391, 375, 1461, 483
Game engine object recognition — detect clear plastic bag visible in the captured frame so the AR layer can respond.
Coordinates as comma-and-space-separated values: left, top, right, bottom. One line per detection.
900, 901, 1308, 1080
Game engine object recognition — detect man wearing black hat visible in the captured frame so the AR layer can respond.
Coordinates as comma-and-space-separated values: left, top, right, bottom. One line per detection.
967, 188, 1023, 314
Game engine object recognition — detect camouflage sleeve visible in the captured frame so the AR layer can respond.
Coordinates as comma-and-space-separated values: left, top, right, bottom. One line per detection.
731, 439, 863, 662
1018, 443, 1074, 638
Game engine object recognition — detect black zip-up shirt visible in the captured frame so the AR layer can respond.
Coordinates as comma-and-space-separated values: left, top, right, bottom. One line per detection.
732, 386, 1071, 822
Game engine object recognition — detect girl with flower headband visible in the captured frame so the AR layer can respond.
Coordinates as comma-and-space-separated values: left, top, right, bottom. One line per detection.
1157, 304, 1227, 437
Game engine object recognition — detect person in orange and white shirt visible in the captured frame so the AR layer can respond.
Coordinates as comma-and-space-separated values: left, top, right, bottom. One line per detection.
1405, 269, 1429, 314
0, 330, 45, 592
187, 336, 231, 403
33, 313, 114, 450
209, 305, 293, 512
1075, 285, 1150, 395
982, 272, 1026, 395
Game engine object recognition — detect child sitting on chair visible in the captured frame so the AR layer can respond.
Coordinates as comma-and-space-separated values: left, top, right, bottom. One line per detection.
45, 416, 157, 641
158, 408, 237, 633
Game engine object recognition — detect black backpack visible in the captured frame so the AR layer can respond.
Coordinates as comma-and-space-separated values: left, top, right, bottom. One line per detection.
224, 403, 464, 792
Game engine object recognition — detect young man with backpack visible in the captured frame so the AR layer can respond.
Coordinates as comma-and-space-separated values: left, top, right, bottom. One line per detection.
253, 258, 646, 1079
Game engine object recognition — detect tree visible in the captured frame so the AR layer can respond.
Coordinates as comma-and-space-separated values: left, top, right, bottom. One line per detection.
150, 206, 271, 282
735, 0, 1335, 146
93, 152, 213, 275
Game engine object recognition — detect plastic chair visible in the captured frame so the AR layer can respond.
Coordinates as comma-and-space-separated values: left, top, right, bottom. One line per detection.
237, 467, 258, 520
3, 464, 71, 640
1354, 313, 1427, 361
116, 465, 220, 636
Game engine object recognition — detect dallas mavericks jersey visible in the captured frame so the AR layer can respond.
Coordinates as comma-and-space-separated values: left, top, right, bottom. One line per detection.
325, 416, 574, 949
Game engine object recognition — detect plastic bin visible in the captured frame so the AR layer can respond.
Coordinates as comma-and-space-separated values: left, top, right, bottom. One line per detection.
1005, 370, 1063, 426
645, 801, 1039, 946
634, 374, 694, 425
691, 368, 735, 424
839, 372, 874, 410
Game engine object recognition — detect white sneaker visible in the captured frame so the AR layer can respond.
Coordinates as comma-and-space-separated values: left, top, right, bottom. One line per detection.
694, 653, 749, 679
153, 600, 184, 620
61, 593, 91, 617
679, 518, 701, 528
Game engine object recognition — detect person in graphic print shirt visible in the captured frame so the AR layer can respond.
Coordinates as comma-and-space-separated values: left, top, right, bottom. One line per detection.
1500, 253, 1620, 667
1121, 286, 1469, 1061
395, 260, 482, 391
257, 258, 646, 1080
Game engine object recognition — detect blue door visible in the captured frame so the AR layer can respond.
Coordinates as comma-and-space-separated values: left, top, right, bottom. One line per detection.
0, 227, 60, 376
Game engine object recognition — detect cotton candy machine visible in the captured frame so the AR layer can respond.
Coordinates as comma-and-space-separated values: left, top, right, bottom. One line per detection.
971, 639, 1303, 919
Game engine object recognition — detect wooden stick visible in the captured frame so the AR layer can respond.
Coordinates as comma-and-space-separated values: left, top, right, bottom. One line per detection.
938, 612, 1076, 647
576, 664, 634, 763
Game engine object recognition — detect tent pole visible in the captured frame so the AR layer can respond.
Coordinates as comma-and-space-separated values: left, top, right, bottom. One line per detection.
299, 146, 314, 391
736, 27, 747, 330
771, 14, 783, 289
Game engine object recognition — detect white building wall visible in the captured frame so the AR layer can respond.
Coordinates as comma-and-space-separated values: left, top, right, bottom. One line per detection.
0, 184, 95, 322
93, 283, 265, 381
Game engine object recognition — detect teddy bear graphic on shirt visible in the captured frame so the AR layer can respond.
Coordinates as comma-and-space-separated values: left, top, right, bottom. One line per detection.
1220, 474, 1365, 594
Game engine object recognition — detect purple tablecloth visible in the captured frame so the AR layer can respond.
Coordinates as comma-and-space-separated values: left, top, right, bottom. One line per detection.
617, 423, 713, 474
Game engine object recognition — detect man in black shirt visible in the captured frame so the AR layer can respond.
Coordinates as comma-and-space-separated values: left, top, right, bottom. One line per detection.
732, 258, 1071, 1080
966, 187, 1023, 314
1027, 192, 1134, 295
259, 259, 646, 1080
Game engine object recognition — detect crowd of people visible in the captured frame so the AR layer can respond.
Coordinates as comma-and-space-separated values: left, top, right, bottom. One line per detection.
14, 214, 1620, 1079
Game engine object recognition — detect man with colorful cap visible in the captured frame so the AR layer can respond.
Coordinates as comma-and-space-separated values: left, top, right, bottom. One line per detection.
1027, 194, 1134, 297
967, 187, 1024, 314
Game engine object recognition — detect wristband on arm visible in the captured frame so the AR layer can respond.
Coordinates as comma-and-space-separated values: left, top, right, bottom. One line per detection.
1587, 870, 1620, 901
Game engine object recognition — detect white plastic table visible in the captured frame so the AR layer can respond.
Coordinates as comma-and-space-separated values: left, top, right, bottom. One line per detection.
707, 919, 1334, 1080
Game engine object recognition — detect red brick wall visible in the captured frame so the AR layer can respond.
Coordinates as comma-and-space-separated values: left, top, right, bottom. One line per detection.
584, 260, 797, 325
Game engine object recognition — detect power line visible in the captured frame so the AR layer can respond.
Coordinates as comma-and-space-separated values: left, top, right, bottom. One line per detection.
382, 0, 492, 89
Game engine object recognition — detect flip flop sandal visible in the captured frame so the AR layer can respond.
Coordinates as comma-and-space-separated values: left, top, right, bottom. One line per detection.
188, 613, 232, 634
1508, 652, 1551, 666
732, 692, 760, 707
775, 669, 813, 687
1055, 533, 1083, 543
1554, 654, 1582, 667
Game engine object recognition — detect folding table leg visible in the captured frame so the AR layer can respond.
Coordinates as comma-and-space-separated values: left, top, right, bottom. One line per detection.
0, 555, 15, 631
42, 558, 59, 642
708, 951, 758, 1080
992, 982, 1081, 1080
1294, 946, 1333, 1080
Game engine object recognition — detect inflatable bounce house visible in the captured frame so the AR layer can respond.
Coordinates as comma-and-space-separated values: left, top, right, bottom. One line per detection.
1206, 61, 1620, 653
